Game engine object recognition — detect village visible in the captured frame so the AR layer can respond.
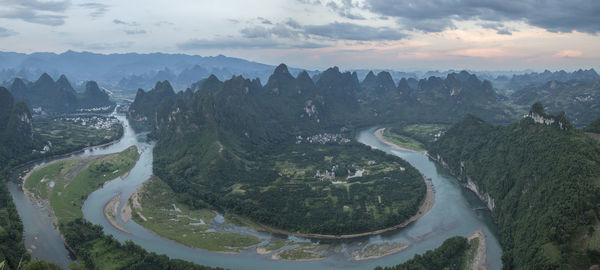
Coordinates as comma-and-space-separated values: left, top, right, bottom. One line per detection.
295, 133, 351, 144
59, 115, 120, 130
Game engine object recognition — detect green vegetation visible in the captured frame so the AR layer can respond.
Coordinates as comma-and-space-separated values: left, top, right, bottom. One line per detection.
62, 218, 224, 270
383, 124, 447, 151
33, 116, 123, 155
460, 237, 479, 269
275, 243, 328, 260
20, 259, 62, 270
0, 179, 28, 270
26, 146, 138, 225
262, 238, 288, 252
131, 67, 428, 236
382, 129, 425, 151
429, 105, 600, 269
584, 117, 600, 133
132, 177, 260, 252
157, 139, 425, 235
0, 88, 35, 269
374, 236, 470, 270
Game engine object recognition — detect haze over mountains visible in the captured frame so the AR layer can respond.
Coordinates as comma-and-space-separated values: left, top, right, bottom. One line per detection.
1, 50, 597, 95
7, 73, 113, 114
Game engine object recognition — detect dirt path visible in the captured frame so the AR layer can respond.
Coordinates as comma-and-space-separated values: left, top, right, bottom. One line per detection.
468, 228, 487, 270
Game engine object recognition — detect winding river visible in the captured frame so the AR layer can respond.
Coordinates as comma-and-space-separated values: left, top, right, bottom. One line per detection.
9, 115, 502, 269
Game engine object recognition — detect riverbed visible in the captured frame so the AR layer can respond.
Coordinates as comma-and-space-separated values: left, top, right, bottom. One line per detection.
9, 115, 502, 269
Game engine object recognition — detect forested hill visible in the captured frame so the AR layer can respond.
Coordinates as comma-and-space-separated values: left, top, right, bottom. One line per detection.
128, 64, 429, 235
7, 73, 114, 114
130, 64, 515, 135
0, 87, 32, 269
429, 104, 600, 269
360, 70, 514, 124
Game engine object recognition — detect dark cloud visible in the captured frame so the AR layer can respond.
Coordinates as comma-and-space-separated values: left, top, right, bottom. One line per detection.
366, 0, 600, 34
5, 0, 70, 12
240, 24, 301, 39
479, 22, 513, 35
177, 38, 328, 50
286, 19, 302, 29
113, 19, 139, 26
124, 29, 146, 35
0, 0, 70, 26
0, 27, 18, 37
240, 26, 272, 39
304, 22, 407, 40
270, 24, 299, 38
257, 17, 272, 25
79, 2, 109, 18
240, 20, 405, 42
326, 0, 365, 20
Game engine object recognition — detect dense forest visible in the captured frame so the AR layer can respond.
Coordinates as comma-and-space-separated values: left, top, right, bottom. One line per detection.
63, 218, 223, 270
429, 104, 600, 269
374, 236, 470, 270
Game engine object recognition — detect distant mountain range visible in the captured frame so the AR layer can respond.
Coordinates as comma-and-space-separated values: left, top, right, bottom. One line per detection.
504, 68, 599, 90
7, 73, 113, 114
510, 77, 600, 126
0, 51, 313, 92
129, 65, 515, 135
3, 50, 597, 95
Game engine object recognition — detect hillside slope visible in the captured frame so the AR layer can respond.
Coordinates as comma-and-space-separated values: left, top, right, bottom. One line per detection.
429, 104, 600, 269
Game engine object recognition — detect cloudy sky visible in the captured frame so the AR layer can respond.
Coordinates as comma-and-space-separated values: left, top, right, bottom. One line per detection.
1, 0, 599, 71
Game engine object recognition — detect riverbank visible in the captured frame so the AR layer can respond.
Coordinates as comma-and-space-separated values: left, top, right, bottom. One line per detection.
467, 228, 487, 270
130, 176, 261, 253
374, 128, 427, 154
23, 146, 139, 226
104, 194, 129, 233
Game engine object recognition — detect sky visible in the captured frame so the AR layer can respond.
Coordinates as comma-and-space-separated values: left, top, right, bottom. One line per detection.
0, 0, 599, 71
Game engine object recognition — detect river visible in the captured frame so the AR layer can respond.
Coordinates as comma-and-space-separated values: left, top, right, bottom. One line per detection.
9, 115, 502, 269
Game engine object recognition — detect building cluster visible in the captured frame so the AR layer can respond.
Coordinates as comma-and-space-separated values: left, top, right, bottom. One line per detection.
315, 165, 339, 181
295, 133, 351, 144
60, 116, 120, 130
76, 105, 114, 113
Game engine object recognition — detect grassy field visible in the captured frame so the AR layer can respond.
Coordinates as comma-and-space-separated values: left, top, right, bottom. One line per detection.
26, 146, 139, 225
382, 130, 426, 151
384, 123, 448, 152
132, 177, 261, 252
